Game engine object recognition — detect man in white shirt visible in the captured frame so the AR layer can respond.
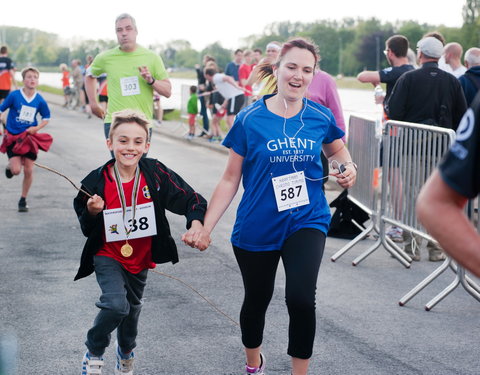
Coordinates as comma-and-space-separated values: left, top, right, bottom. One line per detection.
443, 42, 467, 78
204, 68, 245, 129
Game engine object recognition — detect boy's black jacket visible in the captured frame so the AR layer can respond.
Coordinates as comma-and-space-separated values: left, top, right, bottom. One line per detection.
73, 158, 207, 281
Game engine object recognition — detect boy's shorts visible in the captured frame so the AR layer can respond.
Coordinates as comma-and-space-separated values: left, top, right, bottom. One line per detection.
188, 113, 196, 126
6, 144, 37, 160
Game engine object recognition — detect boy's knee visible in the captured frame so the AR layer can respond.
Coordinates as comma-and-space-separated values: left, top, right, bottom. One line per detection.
96, 293, 130, 317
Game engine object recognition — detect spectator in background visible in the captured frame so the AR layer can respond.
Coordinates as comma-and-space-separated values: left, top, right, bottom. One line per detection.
0, 46, 17, 116
252, 48, 263, 66
204, 67, 245, 129
307, 64, 346, 192
385, 36, 467, 261
186, 85, 198, 139
247, 41, 282, 99
71, 59, 85, 110
59, 63, 71, 107
239, 49, 254, 106
357, 35, 414, 108
357, 35, 415, 244
153, 93, 163, 126
443, 42, 467, 78
195, 55, 216, 136
459, 47, 480, 106
97, 74, 108, 112
225, 49, 243, 83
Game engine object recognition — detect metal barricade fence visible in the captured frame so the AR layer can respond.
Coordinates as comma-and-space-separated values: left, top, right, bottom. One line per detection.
330, 116, 480, 309
331, 115, 381, 262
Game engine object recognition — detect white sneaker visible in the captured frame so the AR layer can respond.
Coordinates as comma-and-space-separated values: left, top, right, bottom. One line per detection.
81, 350, 104, 375
245, 353, 266, 374
115, 342, 135, 375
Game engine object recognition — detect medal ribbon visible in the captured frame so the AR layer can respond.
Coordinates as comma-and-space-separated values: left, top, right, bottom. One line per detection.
113, 163, 141, 239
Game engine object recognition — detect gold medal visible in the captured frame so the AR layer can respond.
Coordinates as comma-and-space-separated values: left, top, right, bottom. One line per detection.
121, 242, 133, 257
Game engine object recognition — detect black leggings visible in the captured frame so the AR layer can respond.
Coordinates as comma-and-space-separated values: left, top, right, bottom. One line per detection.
233, 228, 326, 359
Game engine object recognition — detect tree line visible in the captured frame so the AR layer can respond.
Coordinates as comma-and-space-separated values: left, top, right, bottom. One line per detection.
1, 0, 478, 77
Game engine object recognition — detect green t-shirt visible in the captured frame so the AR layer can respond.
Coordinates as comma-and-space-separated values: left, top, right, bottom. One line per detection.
187, 93, 198, 114
90, 45, 168, 123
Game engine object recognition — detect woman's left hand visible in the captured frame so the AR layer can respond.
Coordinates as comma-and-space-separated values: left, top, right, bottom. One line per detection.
331, 164, 357, 189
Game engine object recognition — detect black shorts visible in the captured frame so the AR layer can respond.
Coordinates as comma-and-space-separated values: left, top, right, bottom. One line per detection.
227, 94, 245, 116
6, 144, 37, 161
99, 95, 108, 103
0, 90, 10, 100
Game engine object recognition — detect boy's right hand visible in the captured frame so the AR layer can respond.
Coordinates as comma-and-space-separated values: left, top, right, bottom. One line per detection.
87, 194, 104, 216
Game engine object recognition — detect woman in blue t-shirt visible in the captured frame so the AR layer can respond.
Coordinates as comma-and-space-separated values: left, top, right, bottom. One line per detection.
183, 38, 357, 375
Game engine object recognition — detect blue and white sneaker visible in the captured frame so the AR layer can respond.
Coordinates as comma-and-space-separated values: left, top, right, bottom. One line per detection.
81, 350, 104, 375
245, 353, 266, 374
115, 341, 135, 375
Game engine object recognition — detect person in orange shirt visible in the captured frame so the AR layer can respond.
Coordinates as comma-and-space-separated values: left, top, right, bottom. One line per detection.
0, 46, 17, 127
59, 63, 71, 107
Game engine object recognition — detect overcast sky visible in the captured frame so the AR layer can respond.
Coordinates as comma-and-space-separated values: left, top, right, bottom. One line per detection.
1, 0, 465, 50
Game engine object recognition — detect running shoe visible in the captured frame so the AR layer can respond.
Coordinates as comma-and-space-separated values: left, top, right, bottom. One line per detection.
115, 341, 135, 375
5, 167, 13, 179
245, 353, 266, 375
18, 197, 28, 212
81, 350, 104, 375
386, 226, 403, 243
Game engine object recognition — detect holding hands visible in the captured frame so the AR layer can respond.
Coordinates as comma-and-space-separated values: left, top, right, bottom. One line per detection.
182, 220, 212, 251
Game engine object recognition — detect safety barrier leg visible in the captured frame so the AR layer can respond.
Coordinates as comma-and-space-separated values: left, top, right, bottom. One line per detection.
352, 236, 411, 267
385, 237, 413, 263
424, 273, 461, 311
331, 221, 375, 262
465, 276, 480, 294
451, 263, 480, 294
398, 257, 451, 306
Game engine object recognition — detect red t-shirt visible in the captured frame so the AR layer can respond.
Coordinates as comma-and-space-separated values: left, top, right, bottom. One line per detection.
97, 167, 156, 273
61, 71, 70, 88
238, 63, 253, 97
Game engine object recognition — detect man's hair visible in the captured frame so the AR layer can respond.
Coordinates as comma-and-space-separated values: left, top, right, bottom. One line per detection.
109, 109, 149, 139
21, 66, 40, 79
115, 13, 137, 30
253, 48, 263, 54
234, 49, 243, 55
465, 48, 480, 66
0, 46, 7, 54
423, 31, 446, 46
386, 35, 409, 58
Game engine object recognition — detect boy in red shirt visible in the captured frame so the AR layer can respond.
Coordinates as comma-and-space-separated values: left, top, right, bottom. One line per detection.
73, 109, 207, 375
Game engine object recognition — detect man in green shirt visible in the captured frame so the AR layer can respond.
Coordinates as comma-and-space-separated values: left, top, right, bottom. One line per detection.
85, 13, 171, 141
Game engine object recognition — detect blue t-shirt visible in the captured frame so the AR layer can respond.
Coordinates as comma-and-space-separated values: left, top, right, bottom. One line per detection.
0, 89, 50, 134
223, 94, 345, 251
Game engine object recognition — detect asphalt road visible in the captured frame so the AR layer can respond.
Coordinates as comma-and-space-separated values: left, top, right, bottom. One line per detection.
0, 102, 479, 375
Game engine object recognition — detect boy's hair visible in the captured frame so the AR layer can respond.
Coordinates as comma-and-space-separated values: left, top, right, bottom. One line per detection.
253, 48, 263, 54
21, 66, 40, 79
190, 85, 197, 94
109, 109, 150, 139
0, 46, 7, 54
59, 63, 68, 70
